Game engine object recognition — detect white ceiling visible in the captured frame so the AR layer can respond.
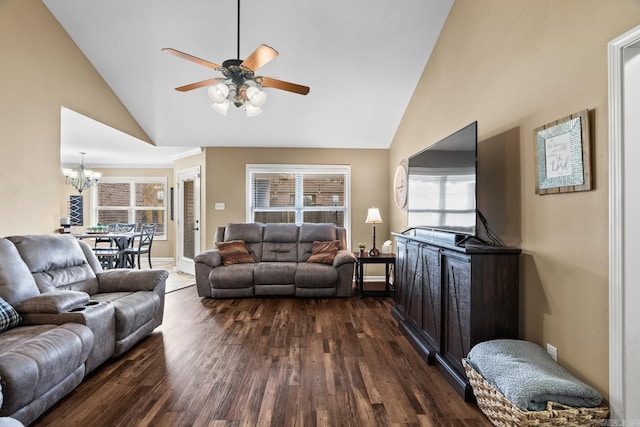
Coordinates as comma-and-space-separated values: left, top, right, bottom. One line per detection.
45, 0, 453, 165
60, 107, 201, 168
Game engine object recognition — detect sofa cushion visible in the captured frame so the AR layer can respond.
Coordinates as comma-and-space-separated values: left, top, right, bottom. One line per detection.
263, 223, 298, 242
8, 235, 87, 274
217, 240, 256, 265
0, 323, 93, 415
261, 223, 298, 262
298, 223, 338, 261
299, 223, 338, 242
254, 262, 297, 285
7, 235, 99, 294
209, 264, 255, 289
0, 296, 21, 333
90, 291, 160, 340
0, 238, 40, 305
295, 263, 339, 288
261, 242, 298, 262
224, 223, 264, 260
224, 223, 264, 242
307, 240, 340, 264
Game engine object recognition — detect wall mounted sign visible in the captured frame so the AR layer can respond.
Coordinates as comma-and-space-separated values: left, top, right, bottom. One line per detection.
69, 195, 83, 226
534, 109, 592, 195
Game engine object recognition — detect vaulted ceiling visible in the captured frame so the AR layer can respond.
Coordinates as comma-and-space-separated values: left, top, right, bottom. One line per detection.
45, 0, 452, 159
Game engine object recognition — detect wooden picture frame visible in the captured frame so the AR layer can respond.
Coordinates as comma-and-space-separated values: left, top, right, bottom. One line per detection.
533, 109, 592, 195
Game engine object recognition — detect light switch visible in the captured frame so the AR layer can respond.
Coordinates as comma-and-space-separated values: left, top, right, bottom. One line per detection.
214, 202, 225, 210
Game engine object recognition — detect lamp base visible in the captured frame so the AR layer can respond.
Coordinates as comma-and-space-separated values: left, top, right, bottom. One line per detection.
368, 247, 380, 257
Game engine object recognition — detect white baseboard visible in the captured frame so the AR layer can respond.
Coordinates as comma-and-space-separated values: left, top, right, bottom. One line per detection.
360, 275, 387, 282
151, 257, 174, 263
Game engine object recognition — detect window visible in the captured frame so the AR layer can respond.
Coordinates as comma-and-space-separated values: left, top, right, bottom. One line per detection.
247, 165, 350, 231
91, 177, 168, 240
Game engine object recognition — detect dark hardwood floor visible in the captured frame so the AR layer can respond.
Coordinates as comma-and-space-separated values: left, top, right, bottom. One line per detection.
33, 289, 491, 426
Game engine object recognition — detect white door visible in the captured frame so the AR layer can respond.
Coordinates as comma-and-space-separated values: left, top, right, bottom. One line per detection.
609, 25, 640, 420
176, 167, 201, 275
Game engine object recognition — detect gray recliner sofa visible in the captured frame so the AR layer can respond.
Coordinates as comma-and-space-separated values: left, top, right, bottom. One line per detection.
195, 223, 356, 298
0, 234, 167, 425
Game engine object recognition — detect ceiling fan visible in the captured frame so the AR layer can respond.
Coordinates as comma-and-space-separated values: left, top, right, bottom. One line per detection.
162, 0, 309, 117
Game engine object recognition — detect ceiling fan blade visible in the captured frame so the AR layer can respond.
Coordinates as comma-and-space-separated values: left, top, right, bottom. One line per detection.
260, 77, 310, 95
241, 44, 278, 71
175, 78, 225, 92
162, 48, 222, 70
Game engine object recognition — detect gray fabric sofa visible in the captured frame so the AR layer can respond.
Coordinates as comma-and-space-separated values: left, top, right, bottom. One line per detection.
195, 223, 356, 298
0, 234, 167, 425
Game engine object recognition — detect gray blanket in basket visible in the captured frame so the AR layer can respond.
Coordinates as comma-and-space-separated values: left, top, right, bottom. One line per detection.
466, 339, 602, 411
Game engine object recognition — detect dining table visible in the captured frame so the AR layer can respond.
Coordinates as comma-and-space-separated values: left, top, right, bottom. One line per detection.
73, 231, 141, 268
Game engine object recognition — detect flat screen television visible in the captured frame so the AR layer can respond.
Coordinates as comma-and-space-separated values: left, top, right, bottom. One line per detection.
407, 121, 478, 237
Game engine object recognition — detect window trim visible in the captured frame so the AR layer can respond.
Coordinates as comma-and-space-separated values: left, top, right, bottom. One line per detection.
246, 164, 351, 247
90, 176, 168, 241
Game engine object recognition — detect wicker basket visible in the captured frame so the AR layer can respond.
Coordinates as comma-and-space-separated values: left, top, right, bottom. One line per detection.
462, 359, 609, 426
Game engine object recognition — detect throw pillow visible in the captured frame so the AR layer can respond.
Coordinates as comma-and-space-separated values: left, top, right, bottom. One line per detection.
216, 240, 255, 265
307, 240, 340, 264
0, 296, 22, 333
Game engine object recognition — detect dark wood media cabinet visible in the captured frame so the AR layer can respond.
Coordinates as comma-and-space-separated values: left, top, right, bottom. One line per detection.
391, 232, 521, 401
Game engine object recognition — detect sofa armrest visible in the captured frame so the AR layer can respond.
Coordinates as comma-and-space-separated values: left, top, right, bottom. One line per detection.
97, 269, 169, 293
333, 249, 356, 267
14, 290, 90, 314
195, 250, 223, 268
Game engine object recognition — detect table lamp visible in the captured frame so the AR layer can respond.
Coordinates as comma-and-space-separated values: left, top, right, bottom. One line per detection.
365, 207, 383, 256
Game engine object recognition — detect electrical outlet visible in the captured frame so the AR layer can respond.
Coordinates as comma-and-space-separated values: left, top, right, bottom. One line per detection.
546, 344, 558, 362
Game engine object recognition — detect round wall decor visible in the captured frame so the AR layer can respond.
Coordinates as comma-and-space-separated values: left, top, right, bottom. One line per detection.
393, 163, 408, 210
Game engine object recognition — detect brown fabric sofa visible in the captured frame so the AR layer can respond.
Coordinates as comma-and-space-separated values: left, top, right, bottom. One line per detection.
0, 235, 167, 425
195, 223, 356, 298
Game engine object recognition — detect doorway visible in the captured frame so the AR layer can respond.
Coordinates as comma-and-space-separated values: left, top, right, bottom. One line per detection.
176, 167, 201, 275
608, 24, 640, 421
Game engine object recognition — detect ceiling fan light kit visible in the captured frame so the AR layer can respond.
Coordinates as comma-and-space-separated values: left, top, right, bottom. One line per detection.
163, 0, 309, 117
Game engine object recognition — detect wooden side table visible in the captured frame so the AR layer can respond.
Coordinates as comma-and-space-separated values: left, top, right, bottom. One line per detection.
354, 252, 396, 296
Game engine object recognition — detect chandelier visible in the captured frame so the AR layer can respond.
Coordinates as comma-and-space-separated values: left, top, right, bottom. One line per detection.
62, 152, 102, 194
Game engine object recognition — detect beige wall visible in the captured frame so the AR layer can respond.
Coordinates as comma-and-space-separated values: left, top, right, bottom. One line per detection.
0, 0, 150, 237
390, 0, 640, 395
203, 147, 389, 254
59, 168, 175, 258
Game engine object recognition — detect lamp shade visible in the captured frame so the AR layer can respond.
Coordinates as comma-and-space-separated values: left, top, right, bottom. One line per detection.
208, 83, 230, 103
211, 99, 230, 116
246, 86, 267, 107
245, 102, 262, 117
365, 207, 383, 224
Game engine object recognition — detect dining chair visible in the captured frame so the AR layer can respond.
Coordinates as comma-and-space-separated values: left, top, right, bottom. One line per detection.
92, 223, 120, 269
116, 223, 137, 233
115, 222, 138, 252
94, 223, 116, 248
93, 245, 121, 270
123, 224, 156, 269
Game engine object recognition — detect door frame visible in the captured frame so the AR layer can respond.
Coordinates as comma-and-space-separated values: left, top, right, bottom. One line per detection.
176, 166, 201, 275
608, 23, 640, 421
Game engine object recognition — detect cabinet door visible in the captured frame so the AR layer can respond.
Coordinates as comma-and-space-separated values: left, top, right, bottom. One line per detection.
420, 245, 441, 351
442, 253, 472, 375
394, 239, 408, 313
405, 241, 423, 330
